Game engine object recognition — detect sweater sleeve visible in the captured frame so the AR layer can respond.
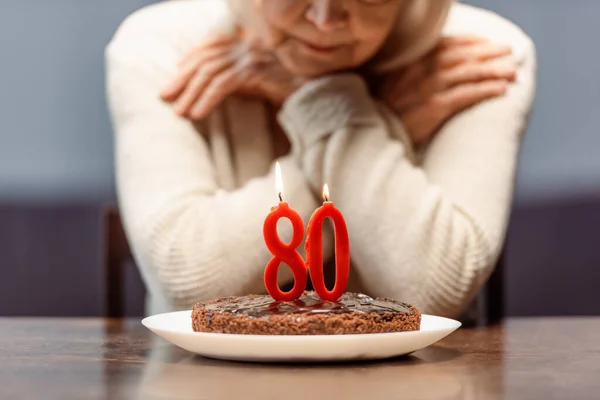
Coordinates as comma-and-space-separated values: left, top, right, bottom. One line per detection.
105, 11, 318, 310
278, 40, 536, 317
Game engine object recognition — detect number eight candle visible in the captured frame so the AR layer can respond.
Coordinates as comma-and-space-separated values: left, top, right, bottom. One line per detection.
262, 162, 308, 301
305, 184, 350, 302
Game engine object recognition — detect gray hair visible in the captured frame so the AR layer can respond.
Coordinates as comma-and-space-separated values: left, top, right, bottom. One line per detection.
374, 0, 453, 72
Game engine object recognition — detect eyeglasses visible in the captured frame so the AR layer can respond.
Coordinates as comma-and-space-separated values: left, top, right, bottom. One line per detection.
358, 0, 394, 4
281, 0, 395, 7
306, 0, 395, 5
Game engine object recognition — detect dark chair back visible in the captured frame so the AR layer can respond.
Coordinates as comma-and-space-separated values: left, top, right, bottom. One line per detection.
102, 205, 132, 318
460, 249, 505, 326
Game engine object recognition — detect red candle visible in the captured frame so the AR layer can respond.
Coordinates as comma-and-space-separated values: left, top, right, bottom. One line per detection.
263, 162, 308, 301
305, 184, 350, 302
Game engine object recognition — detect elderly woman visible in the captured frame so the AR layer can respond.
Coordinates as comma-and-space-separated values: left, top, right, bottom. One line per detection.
105, 0, 535, 318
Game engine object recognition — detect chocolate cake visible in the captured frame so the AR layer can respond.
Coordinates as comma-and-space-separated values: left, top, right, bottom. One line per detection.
191, 291, 421, 335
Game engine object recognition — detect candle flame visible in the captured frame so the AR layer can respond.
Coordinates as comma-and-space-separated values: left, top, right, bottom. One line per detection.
276, 161, 283, 201
323, 184, 330, 202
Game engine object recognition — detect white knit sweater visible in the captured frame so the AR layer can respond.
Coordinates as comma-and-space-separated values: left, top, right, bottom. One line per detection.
105, 0, 536, 318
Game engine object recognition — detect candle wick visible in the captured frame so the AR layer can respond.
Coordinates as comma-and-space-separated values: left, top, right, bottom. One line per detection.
278, 192, 283, 202
324, 195, 329, 202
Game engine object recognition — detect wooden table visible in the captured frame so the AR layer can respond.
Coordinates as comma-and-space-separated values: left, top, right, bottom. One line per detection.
0, 317, 598, 399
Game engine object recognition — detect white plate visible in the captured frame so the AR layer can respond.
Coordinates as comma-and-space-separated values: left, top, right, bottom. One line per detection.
142, 310, 461, 363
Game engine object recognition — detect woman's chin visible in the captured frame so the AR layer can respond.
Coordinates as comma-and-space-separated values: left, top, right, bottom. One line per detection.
277, 50, 344, 78
280, 59, 341, 79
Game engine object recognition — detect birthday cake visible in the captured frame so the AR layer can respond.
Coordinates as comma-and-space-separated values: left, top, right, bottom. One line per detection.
191, 168, 421, 335
191, 291, 420, 335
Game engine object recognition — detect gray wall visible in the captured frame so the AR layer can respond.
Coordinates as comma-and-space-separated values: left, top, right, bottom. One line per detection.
0, 0, 158, 203
463, 0, 600, 203
0, 1, 598, 316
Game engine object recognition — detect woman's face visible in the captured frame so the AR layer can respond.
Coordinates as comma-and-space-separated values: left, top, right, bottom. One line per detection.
250, 0, 405, 77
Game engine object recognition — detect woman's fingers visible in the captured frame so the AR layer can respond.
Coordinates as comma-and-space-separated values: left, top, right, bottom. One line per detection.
387, 35, 516, 145
386, 37, 510, 101
160, 63, 202, 101
161, 46, 234, 101
431, 79, 508, 118
177, 34, 237, 67
189, 67, 242, 119
437, 42, 513, 69
441, 61, 517, 88
438, 34, 487, 49
173, 55, 235, 116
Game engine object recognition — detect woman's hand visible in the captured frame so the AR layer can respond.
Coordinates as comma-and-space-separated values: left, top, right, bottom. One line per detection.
379, 35, 518, 146
160, 34, 303, 120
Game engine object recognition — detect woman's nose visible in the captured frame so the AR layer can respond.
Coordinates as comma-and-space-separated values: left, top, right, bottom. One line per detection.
305, 0, 349, 31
